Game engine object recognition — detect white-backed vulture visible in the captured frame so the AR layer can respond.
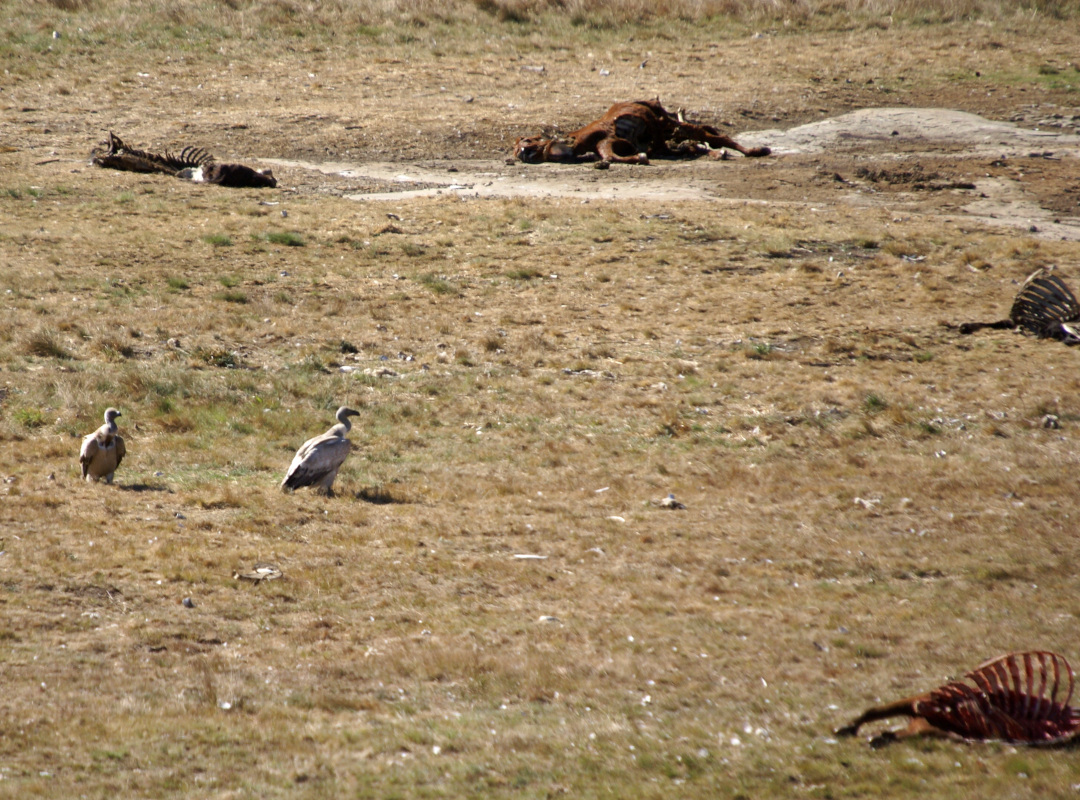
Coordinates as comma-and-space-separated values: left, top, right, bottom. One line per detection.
79, 407, 126, 483
281, 406, 360, 496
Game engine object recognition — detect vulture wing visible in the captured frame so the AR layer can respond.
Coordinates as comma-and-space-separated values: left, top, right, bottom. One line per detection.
79, 433, 101, 479
282, 432, 351, 491
114, 434, 126, 473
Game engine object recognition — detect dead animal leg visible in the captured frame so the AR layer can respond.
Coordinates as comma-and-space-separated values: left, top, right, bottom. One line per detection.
870, 717, 959, 748
594, 136, 650, 165
958, 319, 1014, 335
673, 122, 771, 157
835, 696, 924, 737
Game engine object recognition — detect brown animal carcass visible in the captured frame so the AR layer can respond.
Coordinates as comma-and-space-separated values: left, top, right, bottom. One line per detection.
836, 651, 1080, 747
513, 99, 770, 165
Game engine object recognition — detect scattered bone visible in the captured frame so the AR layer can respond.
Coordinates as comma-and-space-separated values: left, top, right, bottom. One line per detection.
234, 563, 283, 584
654, 493, 687, 510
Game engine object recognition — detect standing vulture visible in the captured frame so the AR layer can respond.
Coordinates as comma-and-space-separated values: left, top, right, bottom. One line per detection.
79, 407, 126, 483
281, 406, 360, 496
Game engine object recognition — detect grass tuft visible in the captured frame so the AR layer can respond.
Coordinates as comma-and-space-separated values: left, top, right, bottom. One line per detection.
12, 407, 48, 428
22, 327, 71, 359
863, 393, 888, 413
419, 272, 453, 295
192, 347, 241, 368
214, 290, 249, 303
266, 231, 305, 247
506, 267, 544, 280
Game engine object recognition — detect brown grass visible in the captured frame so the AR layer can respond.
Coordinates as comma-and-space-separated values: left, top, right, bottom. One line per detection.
1, 4, 1080, 799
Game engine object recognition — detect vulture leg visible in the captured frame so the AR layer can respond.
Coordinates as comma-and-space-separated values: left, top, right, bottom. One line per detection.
316, 467, 340, 497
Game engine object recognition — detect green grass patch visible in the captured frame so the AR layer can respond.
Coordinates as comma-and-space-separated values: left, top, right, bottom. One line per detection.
863, 393, 888, 413
214, 290, 248, 304
419, 273, 453, 295
266, 231, 305, 247
12, 407, 47, 429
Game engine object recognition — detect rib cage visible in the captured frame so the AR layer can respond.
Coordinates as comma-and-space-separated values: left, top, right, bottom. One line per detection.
917, 651, 1080, 744
163, 144, 215, 171
1009, 269, 1080, 342
96, 131, 215, 173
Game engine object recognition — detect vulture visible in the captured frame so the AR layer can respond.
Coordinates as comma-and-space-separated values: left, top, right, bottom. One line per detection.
281, 406, 360, 496
79, 407, 126, 483
960, 268, 1080, 343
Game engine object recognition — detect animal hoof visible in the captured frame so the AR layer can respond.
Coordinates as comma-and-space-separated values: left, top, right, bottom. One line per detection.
748, 146, 772, 157
593, 160, 610, 170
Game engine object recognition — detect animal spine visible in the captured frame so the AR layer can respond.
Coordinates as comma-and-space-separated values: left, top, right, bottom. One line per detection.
92, 132, 213, 175
91, 132, 276, 188
836, 651, 1080, 746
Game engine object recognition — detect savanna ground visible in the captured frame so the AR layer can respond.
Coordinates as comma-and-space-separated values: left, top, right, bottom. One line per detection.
2, 1, 1080, 797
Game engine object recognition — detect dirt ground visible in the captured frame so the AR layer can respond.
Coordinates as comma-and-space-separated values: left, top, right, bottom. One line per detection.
3, 15, 1080, 799
5, 22, 1080, 233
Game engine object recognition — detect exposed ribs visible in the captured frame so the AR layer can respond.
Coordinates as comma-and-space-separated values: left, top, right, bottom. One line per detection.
836, 651, 1080, 747
92, 131, 214, 175
91, 132, 275, 188
960, 269, 1080, 343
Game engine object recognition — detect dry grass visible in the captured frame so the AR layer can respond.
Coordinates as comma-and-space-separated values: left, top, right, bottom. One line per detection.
23, 0, 1080, 29
2, 4, 1080, 799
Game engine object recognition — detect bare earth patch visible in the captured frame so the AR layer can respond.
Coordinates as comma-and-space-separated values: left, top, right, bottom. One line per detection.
266, 108, 1080, 242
